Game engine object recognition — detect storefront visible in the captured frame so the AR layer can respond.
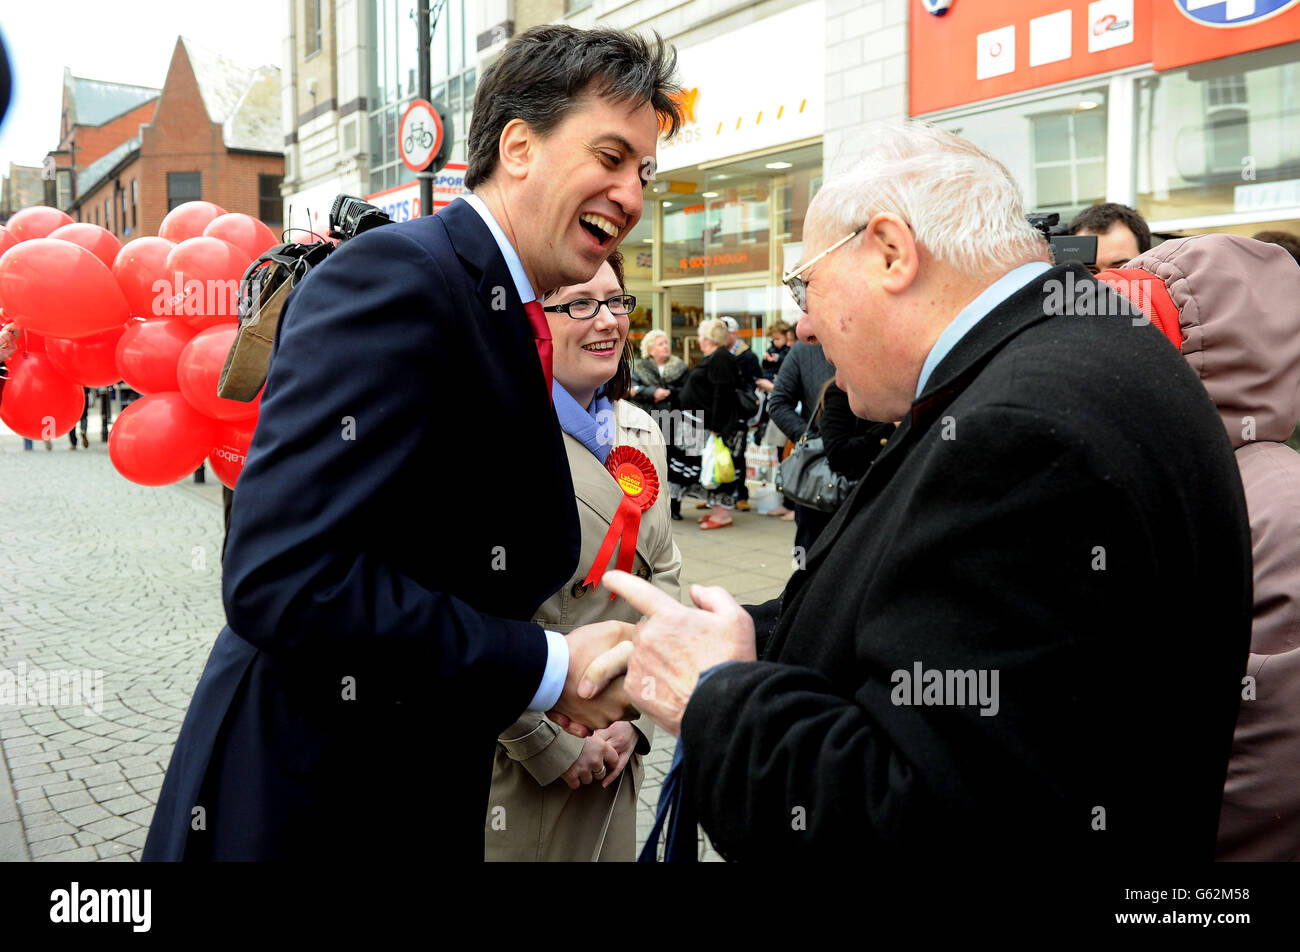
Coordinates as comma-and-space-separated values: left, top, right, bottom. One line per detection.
909, 0, 1300, 239
632, 0, 826, 364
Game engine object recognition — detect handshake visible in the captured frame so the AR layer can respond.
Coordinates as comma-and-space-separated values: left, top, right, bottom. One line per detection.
546, 570, 758, 737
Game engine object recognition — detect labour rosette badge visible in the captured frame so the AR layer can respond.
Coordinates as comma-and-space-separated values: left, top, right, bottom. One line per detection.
582, 446, 659, 598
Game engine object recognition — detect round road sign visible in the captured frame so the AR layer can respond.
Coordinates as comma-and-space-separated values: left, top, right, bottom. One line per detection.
399, 99, 445, 174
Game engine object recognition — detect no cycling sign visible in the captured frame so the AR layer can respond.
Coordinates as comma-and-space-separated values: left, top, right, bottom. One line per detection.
399, 99, 444, 173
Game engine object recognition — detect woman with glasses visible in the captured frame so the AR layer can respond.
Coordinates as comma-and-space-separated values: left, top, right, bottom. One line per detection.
484, 250, 681, 862
628, 329, 690, 519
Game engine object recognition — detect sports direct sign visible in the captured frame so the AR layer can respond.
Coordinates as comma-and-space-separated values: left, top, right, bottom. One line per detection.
365, 164, 467, 222
910, 0, 1300, 114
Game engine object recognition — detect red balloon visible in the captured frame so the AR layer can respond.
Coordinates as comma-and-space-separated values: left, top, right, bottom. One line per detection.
0, 226, 17, 258
49, 222, 123, 270
207, 417, 257, 489
112, 236, 177, 319
0, 238, 131, 338
115, 318, 197, 394
0, 351, 86, 439
158, 201, 228, 243
163, 237, 252, 330
177, 324, 259, 420
45, 325, 127, 387
108, 391, 216, 486
203, 213, 278, 261
5, 206, 75, 242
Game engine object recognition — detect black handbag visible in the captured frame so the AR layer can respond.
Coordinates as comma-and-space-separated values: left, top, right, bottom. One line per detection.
776, 406, 857, 512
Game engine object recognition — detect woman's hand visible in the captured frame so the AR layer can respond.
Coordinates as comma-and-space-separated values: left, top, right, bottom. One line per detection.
590, 721, 639, 788
653, 387, 670, 402
560, 733, 620, 790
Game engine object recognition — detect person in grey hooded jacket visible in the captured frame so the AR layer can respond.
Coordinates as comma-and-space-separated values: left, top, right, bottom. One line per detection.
1102, 234, 1300, 861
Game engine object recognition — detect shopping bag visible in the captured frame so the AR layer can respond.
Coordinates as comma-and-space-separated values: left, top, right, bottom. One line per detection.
700, 436, 719, 490
712, 435, 735, 484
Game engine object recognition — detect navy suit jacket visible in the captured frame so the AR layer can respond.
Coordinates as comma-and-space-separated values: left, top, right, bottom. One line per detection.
144, 199, 581, 860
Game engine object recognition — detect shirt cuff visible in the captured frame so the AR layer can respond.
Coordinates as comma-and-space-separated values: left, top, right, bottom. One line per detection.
526, 629, 569, 712
696, 661, 739, 691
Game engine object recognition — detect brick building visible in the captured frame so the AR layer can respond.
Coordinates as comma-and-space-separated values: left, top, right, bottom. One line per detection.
44, 70, 160, 215
69, 37, 284, 240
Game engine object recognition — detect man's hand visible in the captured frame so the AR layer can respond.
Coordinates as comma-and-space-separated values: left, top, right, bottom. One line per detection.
585, 571, 757, 736
756, 378, 775, 393
559, 733, 620, 790
548, 620, 638, 737
590, 721, 639, 788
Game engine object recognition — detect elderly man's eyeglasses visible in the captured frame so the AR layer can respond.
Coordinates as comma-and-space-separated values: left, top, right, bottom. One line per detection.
782, 227, 865, 312
542, 294, 637, 319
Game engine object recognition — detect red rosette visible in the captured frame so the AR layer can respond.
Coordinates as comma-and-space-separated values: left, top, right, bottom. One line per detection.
582, 445, 661, 599
605, 445, 659, 511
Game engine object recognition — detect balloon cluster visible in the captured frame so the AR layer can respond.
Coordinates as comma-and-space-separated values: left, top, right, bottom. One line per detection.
0, 202, 279, 488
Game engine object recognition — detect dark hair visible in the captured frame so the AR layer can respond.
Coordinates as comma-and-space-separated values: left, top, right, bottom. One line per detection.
603, 248, 632, 400
465, 26, 683, 191
1067, 203, 1153, 253
1253, 230, 1300, 266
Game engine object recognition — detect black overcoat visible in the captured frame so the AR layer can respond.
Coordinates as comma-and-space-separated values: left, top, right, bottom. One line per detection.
682, 263, 1253, 861
144, 199, 580, 860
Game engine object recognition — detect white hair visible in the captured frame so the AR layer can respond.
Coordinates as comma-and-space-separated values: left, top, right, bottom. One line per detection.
697, 318, 728, 346
640, 328, 670, 359
809, 122, 1049, 278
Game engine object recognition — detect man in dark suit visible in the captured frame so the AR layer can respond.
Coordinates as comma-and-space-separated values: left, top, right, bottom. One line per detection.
144, 26, 681, 861
590, 124, 1252, 860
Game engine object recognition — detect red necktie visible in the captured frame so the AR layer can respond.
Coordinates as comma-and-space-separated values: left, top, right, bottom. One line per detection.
523, 300, 554, 405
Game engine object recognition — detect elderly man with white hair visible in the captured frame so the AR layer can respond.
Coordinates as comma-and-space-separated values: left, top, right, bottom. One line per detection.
578, 123, 1253, 861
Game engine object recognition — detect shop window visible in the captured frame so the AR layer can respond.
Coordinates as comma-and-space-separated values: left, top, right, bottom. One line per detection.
934, 86, 1109, 223
1137, 45, 1300, 224
167, 172, 201, 211
1030, 109, 1106, 214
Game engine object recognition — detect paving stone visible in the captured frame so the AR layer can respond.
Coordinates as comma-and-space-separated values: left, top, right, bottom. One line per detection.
47, 790, 94, 811
95, 840, 134, 859
34, 846, 99, 862
84, 816, 137, 841
101, 794, 150, 817
59, 803, 113, 827
116, 828, 149, 849
28, 835, 78, 858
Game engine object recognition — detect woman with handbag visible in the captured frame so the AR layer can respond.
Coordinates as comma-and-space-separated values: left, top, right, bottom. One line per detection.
628, 330, 690, 519
780, 380, 894, 517
484, 251, 682, 862
675, 318, 745, 529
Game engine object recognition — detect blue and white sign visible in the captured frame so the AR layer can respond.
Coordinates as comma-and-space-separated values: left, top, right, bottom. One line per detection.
1176, 0, 1300, 28
922, 0, 955, 14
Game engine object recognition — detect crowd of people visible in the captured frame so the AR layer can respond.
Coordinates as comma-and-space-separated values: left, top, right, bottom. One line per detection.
30, 22, 1278, 865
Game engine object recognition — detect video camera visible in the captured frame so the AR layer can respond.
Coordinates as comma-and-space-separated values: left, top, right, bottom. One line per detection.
1028, 212, 1097, 272
329, 194, 392, 241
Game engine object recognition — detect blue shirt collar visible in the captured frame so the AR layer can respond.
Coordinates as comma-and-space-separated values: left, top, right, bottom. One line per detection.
915, 261, 1052, 398
461, 192, 536, 304
552, 381, 617, 464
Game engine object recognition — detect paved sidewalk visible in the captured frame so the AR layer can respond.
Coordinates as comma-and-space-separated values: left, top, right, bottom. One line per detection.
0, 412, 795, 861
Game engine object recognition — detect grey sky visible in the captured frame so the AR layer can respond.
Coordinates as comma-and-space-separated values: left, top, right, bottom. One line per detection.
1, 0, 286, 170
